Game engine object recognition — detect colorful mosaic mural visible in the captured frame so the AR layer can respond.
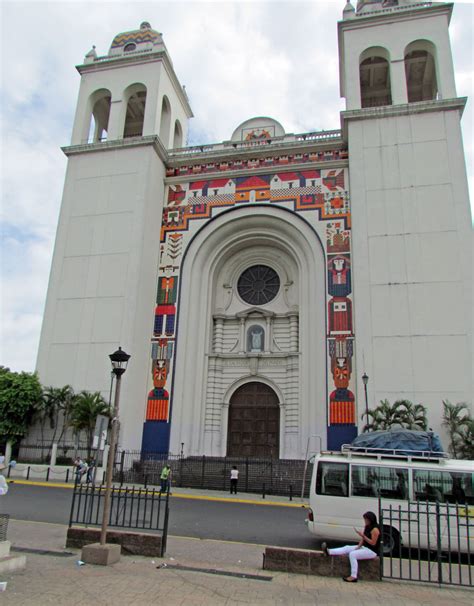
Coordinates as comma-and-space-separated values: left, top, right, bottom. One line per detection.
165, 147, 348, 178
142, 167, 357, 453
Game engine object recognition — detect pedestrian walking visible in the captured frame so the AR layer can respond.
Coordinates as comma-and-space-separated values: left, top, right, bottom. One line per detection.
74, 457, 87, 483
321, 511, 381, 582
160, 464, 171, 494
230, 466, 239, 494
86, 458, 95, 483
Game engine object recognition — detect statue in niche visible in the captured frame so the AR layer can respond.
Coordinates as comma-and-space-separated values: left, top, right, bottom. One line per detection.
247, 325, 264, 353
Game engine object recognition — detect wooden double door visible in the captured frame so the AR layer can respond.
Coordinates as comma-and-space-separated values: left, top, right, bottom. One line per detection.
227, 382, 280, 458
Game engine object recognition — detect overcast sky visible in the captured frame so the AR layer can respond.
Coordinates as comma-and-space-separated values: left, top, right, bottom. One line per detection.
1, 0, 473, 374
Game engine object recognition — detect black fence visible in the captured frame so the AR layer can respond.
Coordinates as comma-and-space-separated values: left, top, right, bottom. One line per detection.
0, 514, 9, 541
17, 443, 97, 465
379, 498, 473, 587
113, 450, 312, 498
69, 483, 170, 556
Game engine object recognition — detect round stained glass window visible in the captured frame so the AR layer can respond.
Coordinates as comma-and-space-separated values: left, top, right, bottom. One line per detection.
237, 265, 280, 305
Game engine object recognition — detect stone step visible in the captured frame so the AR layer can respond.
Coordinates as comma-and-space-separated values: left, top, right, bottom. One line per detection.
263, 546, 381, 581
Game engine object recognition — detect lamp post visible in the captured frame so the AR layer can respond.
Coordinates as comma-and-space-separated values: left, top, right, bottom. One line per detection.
362, 372, 369, 431
99, 346, 130, 546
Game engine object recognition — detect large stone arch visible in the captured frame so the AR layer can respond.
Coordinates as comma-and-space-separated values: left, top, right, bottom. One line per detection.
168, 204, 327, 459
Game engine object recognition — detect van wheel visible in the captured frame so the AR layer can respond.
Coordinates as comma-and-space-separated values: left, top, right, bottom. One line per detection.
382, 525, 401, 556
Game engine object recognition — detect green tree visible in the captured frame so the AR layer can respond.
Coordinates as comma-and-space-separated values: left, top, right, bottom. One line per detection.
33, 388, 55, 461
45, 385, 76, 446
397, 400, 428, 431
458, 418, 474, 460
362, 399, 405, 431
362, 399, 428, 433
0, 366, 43, 444
70, 391, 110, 458
442, 400, 471, 459
38, 385, 76, 458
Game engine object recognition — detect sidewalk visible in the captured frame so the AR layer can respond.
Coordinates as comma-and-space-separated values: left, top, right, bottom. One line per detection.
1, 519, 472, 605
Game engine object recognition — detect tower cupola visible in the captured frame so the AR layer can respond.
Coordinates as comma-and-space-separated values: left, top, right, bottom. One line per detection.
109, 22, 164, 57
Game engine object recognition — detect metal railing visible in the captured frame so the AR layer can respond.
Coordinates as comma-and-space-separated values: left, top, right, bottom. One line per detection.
379, 497, 473, 587
0, 514, 9, 541
17, 443, 93, 464
340, 444, 448, 461
7, 463, 74, 483
68, 483, 170, 556
168, 129, 343, 157
114, 451, 311, 498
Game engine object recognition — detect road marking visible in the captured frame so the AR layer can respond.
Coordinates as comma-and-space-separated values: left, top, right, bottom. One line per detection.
8, 480, 307, 508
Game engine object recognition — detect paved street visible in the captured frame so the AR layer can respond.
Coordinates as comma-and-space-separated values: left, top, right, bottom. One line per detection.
2, 482, 315, 549
2, 518, 473, 606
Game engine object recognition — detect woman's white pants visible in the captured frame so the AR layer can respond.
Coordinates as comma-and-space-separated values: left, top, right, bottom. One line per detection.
327, 545, 377, 578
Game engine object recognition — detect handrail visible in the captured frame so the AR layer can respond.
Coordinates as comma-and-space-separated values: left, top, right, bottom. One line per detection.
168, 129, 342, 157
329, 444, 450, 462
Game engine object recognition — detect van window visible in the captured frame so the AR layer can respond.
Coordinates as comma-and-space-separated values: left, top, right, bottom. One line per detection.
413, 470, 473, 504
316, 462, 348, 497
351, 465, 408, 500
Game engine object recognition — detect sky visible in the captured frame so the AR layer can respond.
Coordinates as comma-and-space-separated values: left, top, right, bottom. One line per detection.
1, 0, 473, 374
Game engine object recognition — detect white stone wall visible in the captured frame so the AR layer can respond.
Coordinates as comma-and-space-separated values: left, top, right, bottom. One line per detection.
35, 145, 166, 451
347, 107, 473, 437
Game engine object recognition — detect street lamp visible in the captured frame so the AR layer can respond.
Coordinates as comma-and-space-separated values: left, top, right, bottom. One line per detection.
362, 372, 369, 431
100, 346, 130, 546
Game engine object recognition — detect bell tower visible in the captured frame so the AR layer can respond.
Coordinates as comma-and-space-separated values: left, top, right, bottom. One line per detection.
36, 23, 193, 450
339, 1, 472, 429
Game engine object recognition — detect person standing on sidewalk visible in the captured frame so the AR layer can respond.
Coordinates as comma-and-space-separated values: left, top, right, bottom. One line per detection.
160, 464, 171, 494
230, 466, 239, 494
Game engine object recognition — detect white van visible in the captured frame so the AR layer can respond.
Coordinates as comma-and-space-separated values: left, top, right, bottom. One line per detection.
305, 447, 474, 554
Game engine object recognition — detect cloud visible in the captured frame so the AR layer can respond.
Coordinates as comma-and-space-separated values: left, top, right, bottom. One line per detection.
1, 0, 473, 373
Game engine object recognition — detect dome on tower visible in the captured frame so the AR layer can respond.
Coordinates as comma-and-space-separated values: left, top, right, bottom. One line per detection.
108, 22, 164, 57
231, 117, 285, 142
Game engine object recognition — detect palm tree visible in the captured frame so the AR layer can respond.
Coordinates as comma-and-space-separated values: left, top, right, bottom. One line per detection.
34, 389, 56, 461
397, 400, 428, 431
52, 385, 76, 447
362, 399, 405, 432
458, 418, 474, 460
442, 400, 470, 459
70, 391, 110, 458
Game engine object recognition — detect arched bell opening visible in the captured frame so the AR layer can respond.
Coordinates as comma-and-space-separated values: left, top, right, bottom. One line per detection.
359, 46, 392, 108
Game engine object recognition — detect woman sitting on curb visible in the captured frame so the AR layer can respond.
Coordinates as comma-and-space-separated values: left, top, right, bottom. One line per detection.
321, 511, 381, 583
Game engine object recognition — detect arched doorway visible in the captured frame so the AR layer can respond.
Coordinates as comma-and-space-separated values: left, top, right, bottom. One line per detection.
227, 382, 280, 458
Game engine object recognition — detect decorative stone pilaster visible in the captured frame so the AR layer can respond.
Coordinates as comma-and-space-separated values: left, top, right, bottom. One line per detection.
289, 314, 299, 352
265, 316, 272, 353
214, 316, 224, 353
239, 317, 245, 354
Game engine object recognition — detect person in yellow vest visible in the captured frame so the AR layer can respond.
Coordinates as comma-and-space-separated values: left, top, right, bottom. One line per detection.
160, 464, 171, 494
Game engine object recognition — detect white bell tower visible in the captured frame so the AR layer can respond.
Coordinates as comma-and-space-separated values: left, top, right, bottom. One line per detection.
338, 1, 473, 429
36, 23, 193, 450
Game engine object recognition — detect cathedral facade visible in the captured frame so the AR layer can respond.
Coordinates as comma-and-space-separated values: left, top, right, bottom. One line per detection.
36, 1, 473, 459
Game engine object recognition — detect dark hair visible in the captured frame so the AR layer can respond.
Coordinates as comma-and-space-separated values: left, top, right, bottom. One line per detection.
363, 511, 378, 530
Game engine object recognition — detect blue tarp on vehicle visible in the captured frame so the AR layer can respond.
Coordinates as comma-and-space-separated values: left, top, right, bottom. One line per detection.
350, 429, 445, 455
